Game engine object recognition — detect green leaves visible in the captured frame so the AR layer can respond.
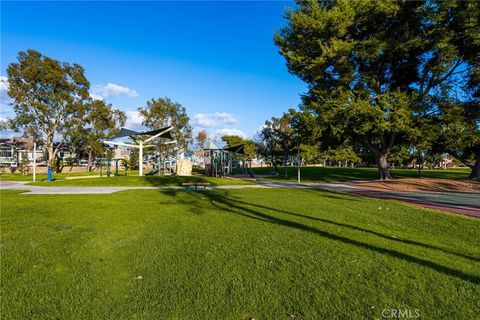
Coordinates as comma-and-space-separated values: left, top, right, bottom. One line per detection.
138, 97, 193, 152
6, 49, 92, 165
221, 135, 256, 160
68, 100, 126, 161
275, 0, 480, 179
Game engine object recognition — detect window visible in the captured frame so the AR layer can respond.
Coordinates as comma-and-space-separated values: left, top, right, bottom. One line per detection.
0, 150, 13, 158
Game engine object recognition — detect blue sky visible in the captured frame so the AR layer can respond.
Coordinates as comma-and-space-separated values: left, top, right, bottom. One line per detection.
1, 1, 306, 141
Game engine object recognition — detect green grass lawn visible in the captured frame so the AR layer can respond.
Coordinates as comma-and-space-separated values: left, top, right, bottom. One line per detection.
247, 166, 471, 182
27, 175, 255, 187
0, 170, 103, 181
3, 167, 470, 185
1, 188, 479, 319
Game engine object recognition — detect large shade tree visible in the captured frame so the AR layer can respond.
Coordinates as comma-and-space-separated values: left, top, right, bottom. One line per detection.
221, 135, 256, 160
259, 110, 298, 175
433, 1, 480, 179
138, 97, 193, 154
6, 49, 91, 168
68, 99, 126, 171
439, 101, 480, 180
275, 0, 479, 179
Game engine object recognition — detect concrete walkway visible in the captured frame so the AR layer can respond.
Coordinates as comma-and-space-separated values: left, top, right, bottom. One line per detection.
0, 180, 362, 194
0, 180, 270, 194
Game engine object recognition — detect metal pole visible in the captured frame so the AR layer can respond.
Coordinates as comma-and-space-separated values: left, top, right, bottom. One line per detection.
33, 142, 36, 182
297, 142, 301, 183
139, 140, 143, 176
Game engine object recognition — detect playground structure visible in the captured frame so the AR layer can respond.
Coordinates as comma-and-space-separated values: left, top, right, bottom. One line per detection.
203, 144, 245, 177
98, 158, 128, 177
145, 155, 177, 176
103, 126, 176, 176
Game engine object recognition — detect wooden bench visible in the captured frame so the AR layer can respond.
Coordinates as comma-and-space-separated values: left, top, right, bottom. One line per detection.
182, 182, 210, 190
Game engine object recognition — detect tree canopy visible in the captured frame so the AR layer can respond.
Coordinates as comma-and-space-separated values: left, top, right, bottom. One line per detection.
68, 99, 126, 171
275, 0, 480, 179
6, 49, 91, 166
138, 97, 193, 153
221, 135, 256, 160
196, 130, 208, 149
259, 111, 300, 174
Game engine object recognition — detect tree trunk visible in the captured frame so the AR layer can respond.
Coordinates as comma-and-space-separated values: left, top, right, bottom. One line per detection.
469, 156, 480, 181
47, 143, 54, 168
377, 153, 391, 180
272, 157, 278, 174
87, 149, 93, 172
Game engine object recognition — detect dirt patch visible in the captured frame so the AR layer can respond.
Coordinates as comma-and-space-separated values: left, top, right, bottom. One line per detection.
355, 178, 480, 192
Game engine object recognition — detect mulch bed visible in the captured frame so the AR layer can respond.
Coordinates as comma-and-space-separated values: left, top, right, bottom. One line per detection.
354, 178, 480, 193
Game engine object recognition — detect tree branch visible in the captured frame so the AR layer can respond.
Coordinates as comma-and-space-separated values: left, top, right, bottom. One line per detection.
421, 60, 462, 97
363, 137, 379, 157
448, 150, 473, 169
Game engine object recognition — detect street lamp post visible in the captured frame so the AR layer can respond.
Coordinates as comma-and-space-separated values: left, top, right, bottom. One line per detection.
297, 140, 301, 183
33, 142, 36, 182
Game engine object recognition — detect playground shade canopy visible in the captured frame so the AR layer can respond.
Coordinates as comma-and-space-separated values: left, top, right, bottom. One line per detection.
203, 144, 245, 155
104, 126, 176, 177
223, 144, 245, 155
112, 127, 175, 141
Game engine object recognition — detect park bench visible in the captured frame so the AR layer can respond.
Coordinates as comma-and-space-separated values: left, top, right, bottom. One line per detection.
182, 182, 210, 190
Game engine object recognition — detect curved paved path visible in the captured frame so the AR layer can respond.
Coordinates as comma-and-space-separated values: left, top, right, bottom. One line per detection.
0, 180, 270, 194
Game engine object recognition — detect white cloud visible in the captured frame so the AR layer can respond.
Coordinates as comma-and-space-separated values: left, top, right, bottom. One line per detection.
91, 82, 138, 99
125, 110, 143, 128
193, 112, 238, 128
0, 76, 14, 124
0, 76, 8, 93
1, 76, 11, 105
215, 128, 246, 138
90, 93, 104, 101
204, 128, 246, 147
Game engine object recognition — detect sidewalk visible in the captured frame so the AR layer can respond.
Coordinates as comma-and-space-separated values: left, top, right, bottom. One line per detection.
0, 180, 269, 194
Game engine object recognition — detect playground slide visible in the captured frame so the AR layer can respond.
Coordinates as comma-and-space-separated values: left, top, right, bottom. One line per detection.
145, 168, 159, 176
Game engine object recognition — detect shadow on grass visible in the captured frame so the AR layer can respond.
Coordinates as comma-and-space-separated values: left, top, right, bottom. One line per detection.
143, 176, 210, 186
218, 189, 480, 263
163, 187, 480, 284
247, 166, 470, 182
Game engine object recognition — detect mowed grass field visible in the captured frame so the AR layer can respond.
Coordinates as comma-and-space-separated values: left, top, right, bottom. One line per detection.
0, 167, 207, 182
26, 175, 254, 187
0, 170, 103, 181
248, 166, 471, 182
2, 166, 470, 187
1, 188, 479, 319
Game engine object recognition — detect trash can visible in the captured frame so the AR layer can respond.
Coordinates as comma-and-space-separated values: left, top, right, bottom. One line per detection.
47, 167, 53, 182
